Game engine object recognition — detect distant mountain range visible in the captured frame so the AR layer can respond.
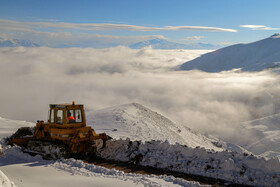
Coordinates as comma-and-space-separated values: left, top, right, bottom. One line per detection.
0, 37, 40, 47
129, 38, 220, 49
0, 37, 219, 49
180, 33, 280, 72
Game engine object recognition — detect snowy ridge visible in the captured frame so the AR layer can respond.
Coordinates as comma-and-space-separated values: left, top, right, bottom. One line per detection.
98, 139, 280, 186
240, 113, 280, 159
180, 34, 280, 72
87, 103, 224, 151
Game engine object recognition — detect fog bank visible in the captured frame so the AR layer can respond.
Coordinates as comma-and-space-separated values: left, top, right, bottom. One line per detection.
1, 46, 279, 143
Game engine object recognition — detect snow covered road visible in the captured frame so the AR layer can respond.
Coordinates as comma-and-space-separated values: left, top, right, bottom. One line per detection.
0, 116, 208, 187
0, 145, 206, 187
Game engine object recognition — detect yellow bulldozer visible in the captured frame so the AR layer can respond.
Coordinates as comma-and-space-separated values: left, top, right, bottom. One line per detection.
9, 101, 109, 156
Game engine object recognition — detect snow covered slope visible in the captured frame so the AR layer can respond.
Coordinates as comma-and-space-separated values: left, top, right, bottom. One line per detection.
240, 113, 280, 160
180, 33, 280, 72
87, 103, 244, 152
0, 117, 34, 139
0, 169, 17, 187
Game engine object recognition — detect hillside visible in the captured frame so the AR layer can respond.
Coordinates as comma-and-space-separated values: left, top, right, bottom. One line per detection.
87, 103, 247, 153
240, 113, 280, 160
180, 33, 280, 72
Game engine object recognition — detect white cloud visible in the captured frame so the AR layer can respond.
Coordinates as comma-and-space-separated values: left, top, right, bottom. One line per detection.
0, 47, 279, 146
184, 36, 205, 41
219, 42, 234, 45
239, 25, 280, 30
0, 19, 237, 32
0, 19, 170, 47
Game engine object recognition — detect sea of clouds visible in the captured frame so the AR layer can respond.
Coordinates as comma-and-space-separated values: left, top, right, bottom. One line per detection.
1, 46, 280, 144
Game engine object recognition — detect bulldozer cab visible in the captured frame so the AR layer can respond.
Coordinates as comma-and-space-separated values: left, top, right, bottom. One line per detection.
49, 102, 86, 128
9, 101, 108, 155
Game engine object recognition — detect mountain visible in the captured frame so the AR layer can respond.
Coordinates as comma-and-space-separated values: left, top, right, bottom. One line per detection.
87, 103, 248, 153
0, 38, 40, 47
129, 38, 220, 49
180, 33, 280, 72
0, 37, 219, 49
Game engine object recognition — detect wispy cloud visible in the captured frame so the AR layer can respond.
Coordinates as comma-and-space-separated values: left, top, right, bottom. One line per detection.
239, 25, 280, 30
219, 42, 234, 46
0, 19, 237, 47
184, 36, 205, 41
0, 19, 237, 32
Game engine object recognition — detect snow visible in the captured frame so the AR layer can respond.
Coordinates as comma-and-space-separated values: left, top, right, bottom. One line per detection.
240, 113, 280, 160
0, 169, 16, 187
0, 117, 34, 140
271, 33, 280, 39
87, 103, 248, 153
0, 117, 207, 187
0, 103, 279, 186
0, 144, 206, 187
180, 34, 280, 72
0, 37, 40, 47
98, 139, 280, 186
87, 103, 221, 149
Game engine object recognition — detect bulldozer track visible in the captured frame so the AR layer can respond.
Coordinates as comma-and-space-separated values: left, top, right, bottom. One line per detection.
8, 136, 252, 187
85, 157, 252, 187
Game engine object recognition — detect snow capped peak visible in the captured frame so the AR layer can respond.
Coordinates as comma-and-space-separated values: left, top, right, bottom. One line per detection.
270, 33, 280, 39
129, 38, 219, 49
0, 38, 40, 47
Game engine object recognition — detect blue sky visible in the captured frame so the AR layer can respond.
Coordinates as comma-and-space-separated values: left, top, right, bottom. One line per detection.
1, 0, 280, 47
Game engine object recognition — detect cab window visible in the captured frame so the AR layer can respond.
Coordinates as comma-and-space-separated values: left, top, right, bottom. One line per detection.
75, 109, 82, 123
50, 109, 55, 123
67, 110, 76, 124
67, 109, 82, 124
57, 110, 63, 124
